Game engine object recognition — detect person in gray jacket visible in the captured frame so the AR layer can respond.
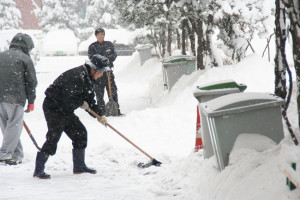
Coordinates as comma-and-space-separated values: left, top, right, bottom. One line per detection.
0, 33, 37, 165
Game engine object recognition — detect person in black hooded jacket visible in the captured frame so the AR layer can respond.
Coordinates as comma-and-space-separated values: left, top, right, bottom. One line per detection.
33, 54, 110, 179
0, 33, 37, 165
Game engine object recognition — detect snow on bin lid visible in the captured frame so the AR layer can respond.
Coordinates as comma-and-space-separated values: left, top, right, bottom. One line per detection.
162, 55, 196, 64
193, 79, 246, 97
135, 44, 152, 50
201, 92, 285, 116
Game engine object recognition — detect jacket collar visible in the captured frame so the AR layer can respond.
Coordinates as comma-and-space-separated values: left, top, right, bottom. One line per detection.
84, 64, 95, 84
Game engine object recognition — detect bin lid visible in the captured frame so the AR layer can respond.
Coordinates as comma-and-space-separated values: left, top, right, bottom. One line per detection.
135, 44, 152, 50
162, 55, 196, 64
193, 80, 247, 98
201, 92, 285, 117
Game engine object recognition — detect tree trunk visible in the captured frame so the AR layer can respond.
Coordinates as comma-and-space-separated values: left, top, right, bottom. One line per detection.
282, 0, 300, 126
274, 0, 288, 99
187, 21, 196, 56
161, 24, 166, 58
151, 30, 161, 58
167, 23, 172, 56
275, 0, 299, 145
197, 19, 204, 70
176, 29, 181, 50
181, 19, 187, 55
189, 18, 204, 70
206, 13, 218, 67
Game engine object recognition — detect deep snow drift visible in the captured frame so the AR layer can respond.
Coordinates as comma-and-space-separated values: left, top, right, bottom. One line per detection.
0, 53, 300, 200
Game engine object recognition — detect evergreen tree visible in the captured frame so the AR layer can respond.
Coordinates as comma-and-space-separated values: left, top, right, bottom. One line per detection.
213, 0, 273, 63
110, 0, 181, 57
85, 0, 117, 28
0, 0, 22, 30
38, 0, 80, 33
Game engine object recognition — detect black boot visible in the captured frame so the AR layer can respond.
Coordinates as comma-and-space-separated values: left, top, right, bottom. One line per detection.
73, 149, 97, 174
33, 151, 51, 179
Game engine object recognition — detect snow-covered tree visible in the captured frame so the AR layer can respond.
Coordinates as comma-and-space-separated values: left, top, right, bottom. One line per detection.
110, 0, 274, 67
85, 0, 117, 29
204, 1, 219, 67
38, 0, 81, 34
0, 0, 22, 30
111, 0, 181, 58
177, 0, 208, 70
213, 0, 273, 63
180, 17, 196, 56
151, 1, 181, 57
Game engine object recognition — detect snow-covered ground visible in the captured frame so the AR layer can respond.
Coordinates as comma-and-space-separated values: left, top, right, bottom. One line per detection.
1, 50, 300, 199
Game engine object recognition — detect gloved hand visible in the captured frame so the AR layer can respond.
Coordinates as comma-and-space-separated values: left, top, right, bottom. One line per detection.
98, 116, 107, 126
25, 103, 34, 113
80, 101, 89, 110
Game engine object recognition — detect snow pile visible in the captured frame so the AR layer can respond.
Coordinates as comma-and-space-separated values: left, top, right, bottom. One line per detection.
42, 29, 78, 55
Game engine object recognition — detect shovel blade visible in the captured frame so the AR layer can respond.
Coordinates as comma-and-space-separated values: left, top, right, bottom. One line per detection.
106, 100, 119, 116
137, 159, 162, 168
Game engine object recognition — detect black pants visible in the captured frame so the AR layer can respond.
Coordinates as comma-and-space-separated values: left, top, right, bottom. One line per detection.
41, 98, 87, 155
94, 71, 119, 114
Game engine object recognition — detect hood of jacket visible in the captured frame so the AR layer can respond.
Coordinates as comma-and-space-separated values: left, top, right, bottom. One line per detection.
9, 33, 34, 55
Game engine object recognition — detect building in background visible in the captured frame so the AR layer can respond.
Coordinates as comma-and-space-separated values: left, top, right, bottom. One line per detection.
14, 0, 41, 29
13, 0, 91, 30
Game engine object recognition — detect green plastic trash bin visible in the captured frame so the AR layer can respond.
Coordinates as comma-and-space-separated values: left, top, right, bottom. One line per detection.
200, 92, 285, 171
162, 55, 196, 91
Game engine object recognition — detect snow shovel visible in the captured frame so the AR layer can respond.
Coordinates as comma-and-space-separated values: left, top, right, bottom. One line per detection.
23, 121, 41, 151
85, 107, 162, 168
105, 71, 119, 116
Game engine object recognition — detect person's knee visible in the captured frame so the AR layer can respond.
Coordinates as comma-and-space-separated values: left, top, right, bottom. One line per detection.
42, 131, 61, 156
71, 128, 87, 149
41, 144, 57, 156
74, 140, 87, 149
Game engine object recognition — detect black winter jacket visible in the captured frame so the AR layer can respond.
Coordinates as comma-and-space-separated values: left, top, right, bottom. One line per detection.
88, 41, 117, 68
44, 65, 103, 116
0, 33, 37, 107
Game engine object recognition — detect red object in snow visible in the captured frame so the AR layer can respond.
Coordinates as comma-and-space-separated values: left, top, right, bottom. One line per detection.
195, 105, 203, 152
